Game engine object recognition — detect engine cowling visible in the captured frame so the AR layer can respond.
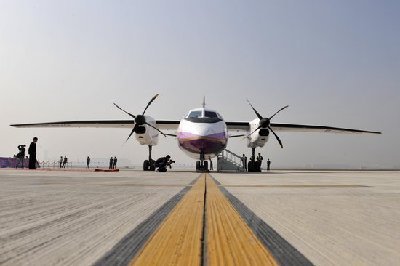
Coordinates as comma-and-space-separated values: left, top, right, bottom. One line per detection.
247, 118, 269, 148
134, 116, 160, 145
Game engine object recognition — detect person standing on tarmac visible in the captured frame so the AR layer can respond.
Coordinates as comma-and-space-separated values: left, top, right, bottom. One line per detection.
59, 156, 63, 168
267, 158, 271, 171
87, 156, 91, 169
241, 154, 248, 171
109, 157, 114, 169
63, 156, 68, 168
113, 156, 117, 169
28, 137, 38, 169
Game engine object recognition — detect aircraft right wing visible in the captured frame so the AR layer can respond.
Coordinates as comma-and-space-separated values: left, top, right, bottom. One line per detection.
225, 121, 381, 135
270, 123, 381, 134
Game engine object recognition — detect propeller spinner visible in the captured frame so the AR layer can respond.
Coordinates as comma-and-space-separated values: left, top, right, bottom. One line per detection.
247, 99, 289, 148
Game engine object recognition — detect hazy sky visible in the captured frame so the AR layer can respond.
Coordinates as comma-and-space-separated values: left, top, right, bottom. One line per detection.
1, 0, 399, 168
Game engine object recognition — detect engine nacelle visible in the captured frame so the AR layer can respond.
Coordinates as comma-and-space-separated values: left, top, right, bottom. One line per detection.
134, 116, 160, 146
247, 118, 269, 148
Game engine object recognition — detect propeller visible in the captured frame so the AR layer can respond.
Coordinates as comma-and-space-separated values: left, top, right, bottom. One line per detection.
113, 94, 168, 142
246, 99, 289, 148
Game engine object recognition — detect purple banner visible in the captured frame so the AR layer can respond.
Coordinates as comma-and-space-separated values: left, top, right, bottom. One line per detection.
0, 157, 39, 168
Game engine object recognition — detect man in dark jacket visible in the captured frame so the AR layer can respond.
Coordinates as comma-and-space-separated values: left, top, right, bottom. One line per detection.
28, 137, 38, 169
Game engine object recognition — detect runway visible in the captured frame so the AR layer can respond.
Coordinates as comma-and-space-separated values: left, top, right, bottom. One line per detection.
0, 169, 399, 265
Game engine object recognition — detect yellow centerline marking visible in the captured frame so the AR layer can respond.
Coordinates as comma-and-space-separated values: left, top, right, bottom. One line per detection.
131, 175, 205, 266
206, 174, 277, 265
130, 174, 277, 265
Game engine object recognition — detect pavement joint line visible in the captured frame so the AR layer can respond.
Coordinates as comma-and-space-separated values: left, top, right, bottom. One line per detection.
93, 175, 199, 266
221, 185, 369, 188
200, 173, 207, 266
211, 175, 314, 266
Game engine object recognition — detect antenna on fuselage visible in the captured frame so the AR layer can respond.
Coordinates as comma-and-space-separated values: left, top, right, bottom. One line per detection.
202, 96, 206, 108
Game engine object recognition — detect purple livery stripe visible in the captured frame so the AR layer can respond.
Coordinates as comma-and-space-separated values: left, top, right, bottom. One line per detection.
177, 132, 227, 154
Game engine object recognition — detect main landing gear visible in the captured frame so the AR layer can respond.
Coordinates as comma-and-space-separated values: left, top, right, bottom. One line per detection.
143, 145, 155, 171
195, 150, 209, 172
247, 148, 261, 172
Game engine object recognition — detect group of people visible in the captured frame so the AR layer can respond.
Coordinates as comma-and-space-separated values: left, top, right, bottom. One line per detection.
15, 137, 119, 170
241, 153, 271, 171
109, 156, 118, 169
59, 156, 69, 168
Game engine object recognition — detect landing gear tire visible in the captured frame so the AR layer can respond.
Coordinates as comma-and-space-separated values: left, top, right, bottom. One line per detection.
143, 160, 150, 171
203, 160, 208, 171
248, 161, 261, 172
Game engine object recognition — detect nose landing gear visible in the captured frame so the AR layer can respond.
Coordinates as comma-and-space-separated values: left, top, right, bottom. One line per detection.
195, 160, 209, 172
196, 150, 209, 172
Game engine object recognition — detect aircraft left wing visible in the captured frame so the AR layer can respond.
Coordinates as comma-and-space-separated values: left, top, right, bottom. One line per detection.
10, 120, 181, 130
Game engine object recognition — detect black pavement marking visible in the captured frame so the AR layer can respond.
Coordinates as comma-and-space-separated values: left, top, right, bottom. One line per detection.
212, 177, 314, 266
94, 176, 199, 266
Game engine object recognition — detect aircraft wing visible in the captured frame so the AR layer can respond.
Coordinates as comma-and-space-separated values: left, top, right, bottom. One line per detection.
270, 123, 381, 134
10, 120, 181, 130
226, 121, 381, 134
226, 122, 250, 131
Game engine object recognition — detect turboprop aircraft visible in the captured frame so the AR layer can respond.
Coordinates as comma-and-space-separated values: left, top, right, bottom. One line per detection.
11, 94, 381, 172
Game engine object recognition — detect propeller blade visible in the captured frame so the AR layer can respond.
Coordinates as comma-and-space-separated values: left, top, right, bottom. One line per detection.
142, 94, 159, 115
246, 99, 263, 119
247, 124, 262, 137
125, 125, 137, 142
144, 122, 168, 137
268, 126, 283, 148
269, 105, 289, 120
113, 103, 136, 119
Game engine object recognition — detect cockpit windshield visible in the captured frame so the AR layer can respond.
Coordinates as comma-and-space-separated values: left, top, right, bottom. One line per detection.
188, 111, 202, 118
186, 109, 223, 120
204, 111, 218, 118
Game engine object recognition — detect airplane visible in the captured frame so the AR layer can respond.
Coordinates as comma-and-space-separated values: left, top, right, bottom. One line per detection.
11, 94, 381, 172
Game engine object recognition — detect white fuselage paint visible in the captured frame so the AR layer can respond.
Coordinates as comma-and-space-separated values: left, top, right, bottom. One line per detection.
176, 108, 228, 160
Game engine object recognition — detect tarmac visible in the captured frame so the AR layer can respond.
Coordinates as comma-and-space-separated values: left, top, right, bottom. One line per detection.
0, 168, 399, 265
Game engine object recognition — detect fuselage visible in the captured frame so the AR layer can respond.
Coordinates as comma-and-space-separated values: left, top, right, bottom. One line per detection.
177, 108, 228, 159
